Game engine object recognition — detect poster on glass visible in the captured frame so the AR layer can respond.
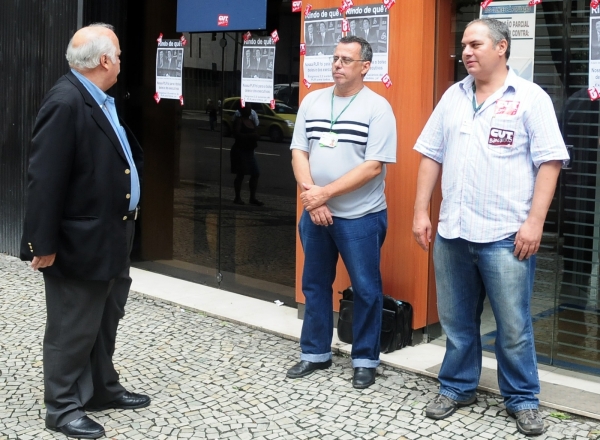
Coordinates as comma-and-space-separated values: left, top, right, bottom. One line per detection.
480, 1, 537, 82
241, 36, 276, 104
303, 4, 390, 83
156, 39, 184, 100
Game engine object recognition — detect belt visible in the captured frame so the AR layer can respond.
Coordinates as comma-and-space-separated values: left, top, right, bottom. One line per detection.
124, 206, 139, 221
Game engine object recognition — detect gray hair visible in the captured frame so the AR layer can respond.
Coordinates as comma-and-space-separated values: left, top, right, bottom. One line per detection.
466, 18, 511, 60
66, 23, 117, 70
338, 35, 373, 62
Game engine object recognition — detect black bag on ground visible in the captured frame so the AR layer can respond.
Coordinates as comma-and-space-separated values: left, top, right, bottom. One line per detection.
337, 286, 413, 354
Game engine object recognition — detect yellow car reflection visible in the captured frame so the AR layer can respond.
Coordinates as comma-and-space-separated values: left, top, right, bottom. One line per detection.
222, 98, 297, 143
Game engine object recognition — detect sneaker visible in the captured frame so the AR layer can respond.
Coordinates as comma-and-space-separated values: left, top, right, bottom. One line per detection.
425, 394, 477, 420
233, 198, 245, 205
507, 408, 545, 436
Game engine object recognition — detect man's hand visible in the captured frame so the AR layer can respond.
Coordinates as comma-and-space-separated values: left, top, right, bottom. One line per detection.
514, 218, 543, 260
300, 183, 329, 211
309, 205, 334, 226
413, 210, 432, 251
31, 254, 56, 271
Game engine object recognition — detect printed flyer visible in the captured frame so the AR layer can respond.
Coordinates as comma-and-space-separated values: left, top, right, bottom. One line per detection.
590, 5, 600, 89
480, 1, 537, 82
156, 39, 184, 100
241, 36, 276, 104
303, 3, 389, 83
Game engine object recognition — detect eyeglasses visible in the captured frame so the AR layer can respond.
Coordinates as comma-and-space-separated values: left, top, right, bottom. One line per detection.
331, 56, 366, 66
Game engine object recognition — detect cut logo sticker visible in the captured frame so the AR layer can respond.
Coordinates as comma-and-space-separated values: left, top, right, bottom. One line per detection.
488, 128, 515, 147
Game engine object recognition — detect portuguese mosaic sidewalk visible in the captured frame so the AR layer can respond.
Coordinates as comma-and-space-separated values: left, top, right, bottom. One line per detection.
1, 253, 600, 440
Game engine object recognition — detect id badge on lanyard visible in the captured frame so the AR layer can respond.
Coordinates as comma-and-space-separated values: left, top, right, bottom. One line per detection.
323, 88, 360, 148
319, 132, 338, 148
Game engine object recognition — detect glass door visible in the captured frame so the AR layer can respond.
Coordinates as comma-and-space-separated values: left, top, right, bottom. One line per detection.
139, 2, 302, 305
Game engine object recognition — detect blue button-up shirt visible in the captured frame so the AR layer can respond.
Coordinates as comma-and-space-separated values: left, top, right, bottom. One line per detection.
71, 69, 140, 211
414, 67, 569, 243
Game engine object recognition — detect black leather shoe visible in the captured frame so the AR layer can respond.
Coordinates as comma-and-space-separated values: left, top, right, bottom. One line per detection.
87, 391, 151, 411
286, 360, 332, 378
46, 415, 105, 439
353, 367, 376, 389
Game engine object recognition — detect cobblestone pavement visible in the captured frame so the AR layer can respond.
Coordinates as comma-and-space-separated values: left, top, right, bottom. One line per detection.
2, 254, 600, 440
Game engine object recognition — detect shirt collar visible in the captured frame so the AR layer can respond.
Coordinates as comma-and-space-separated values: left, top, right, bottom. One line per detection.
459, 66, 518, 95
71, 69, 110, 108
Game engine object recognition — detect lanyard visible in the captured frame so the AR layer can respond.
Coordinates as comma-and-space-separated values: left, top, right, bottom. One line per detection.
330, 89, 360, 131
472, 83, 483, 114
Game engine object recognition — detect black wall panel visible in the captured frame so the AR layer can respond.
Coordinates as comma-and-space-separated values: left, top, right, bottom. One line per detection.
0, 1, 78, 255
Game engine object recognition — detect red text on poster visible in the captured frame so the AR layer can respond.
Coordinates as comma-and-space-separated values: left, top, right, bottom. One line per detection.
271, 29, 280, 43
342, 19, 350, 33
382, 74, 392, 89
382, 0, 396, 10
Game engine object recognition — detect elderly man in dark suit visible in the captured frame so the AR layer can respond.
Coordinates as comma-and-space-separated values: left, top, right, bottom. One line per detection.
20, 23, 148, 439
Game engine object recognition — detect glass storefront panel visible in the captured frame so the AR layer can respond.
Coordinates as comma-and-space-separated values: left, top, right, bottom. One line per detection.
434, 0, 600, 374
135, 5, 302, 305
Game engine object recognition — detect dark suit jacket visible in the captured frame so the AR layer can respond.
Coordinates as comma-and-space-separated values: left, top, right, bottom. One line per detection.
362, 29, 379, 47
253, 57, 266, 71
20, 71, 143, 281
315, 32, 333, 47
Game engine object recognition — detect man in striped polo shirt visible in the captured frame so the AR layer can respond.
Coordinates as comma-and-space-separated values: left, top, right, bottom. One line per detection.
287, 36, 397, 389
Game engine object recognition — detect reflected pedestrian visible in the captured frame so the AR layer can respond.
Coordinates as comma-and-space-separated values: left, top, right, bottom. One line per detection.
206, 98, 217, 131
231, 104, 264, 206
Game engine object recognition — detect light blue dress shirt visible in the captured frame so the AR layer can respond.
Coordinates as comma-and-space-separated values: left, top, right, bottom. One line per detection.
414, 67, 569, 243
71, 69, 140, 211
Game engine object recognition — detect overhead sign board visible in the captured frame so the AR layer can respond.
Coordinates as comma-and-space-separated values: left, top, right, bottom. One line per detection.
176, 0, 267, 32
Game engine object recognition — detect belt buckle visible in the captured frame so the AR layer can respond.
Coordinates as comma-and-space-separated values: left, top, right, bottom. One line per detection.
134, 206, 138, 220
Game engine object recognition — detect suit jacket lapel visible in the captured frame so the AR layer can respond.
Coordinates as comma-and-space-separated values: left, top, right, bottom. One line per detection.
65, 71, 127, 162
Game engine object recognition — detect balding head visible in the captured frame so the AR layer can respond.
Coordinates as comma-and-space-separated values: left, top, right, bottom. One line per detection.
66, 23, 118, 70
66, 23, 121, 91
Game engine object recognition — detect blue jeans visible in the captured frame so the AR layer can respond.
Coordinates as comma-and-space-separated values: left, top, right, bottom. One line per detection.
298, 209, 387, 368
433, 233, 540, 412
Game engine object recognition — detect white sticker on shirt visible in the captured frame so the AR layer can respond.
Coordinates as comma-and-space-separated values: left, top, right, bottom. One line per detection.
460, 120, 472, 134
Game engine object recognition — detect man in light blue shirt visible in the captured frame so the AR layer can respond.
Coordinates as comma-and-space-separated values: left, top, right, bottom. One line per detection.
413, 18, 568, 436
21, 23, 148, 439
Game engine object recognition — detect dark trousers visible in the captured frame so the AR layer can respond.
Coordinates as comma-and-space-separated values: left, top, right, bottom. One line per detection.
43, 220, 134, 428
